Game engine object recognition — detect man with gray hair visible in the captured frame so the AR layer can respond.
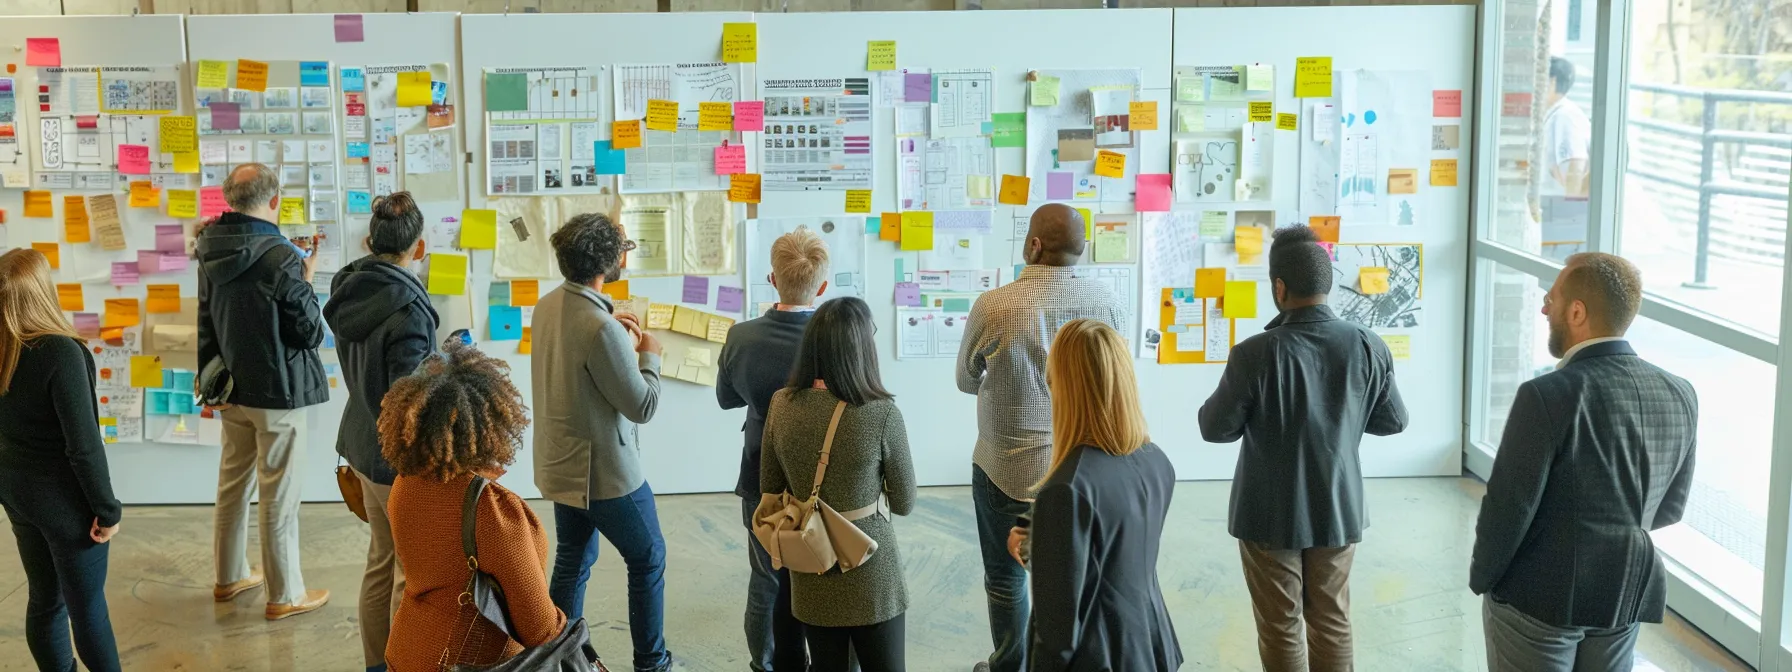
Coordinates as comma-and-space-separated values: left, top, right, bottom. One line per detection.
196, 163, 331, 619
1472, 252, 1698, 671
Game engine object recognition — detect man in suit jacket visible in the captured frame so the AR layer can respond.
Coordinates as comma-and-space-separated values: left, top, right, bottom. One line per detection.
531, 211, 672, 672
1472, 252, 1697, 672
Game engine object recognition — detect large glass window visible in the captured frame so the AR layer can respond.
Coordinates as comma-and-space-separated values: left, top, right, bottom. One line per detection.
1477, 263, 1553, 446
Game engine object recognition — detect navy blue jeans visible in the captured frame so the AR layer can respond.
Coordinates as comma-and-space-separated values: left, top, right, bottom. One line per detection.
6, 505, 120, 672
549, 482, 670, 672
972, 465, 1030, 672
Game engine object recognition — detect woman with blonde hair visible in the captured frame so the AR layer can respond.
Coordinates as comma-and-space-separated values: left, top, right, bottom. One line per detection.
0, 248, 123, 672
1018, 318, 1180, 672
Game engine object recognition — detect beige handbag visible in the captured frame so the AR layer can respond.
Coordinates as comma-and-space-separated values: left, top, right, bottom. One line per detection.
753, 400, 886, 575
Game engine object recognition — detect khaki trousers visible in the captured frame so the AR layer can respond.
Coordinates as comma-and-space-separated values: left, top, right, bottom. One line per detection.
1239, 540, 1357, 672
214, 406, 308, 605
354, 469, 404, 668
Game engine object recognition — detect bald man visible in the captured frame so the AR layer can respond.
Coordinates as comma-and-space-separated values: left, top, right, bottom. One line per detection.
955, 203, 1126, 672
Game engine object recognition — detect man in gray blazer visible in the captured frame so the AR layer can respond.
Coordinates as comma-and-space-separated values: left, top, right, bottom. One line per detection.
1472, 252, 1697, 672
532, 212, 672, 672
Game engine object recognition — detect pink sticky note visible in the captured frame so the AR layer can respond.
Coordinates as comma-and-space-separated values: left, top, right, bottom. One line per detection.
73, 313, 101, 339
110, 262, 140, 286
118, 145, 151, 175
717, 286, 744, 313
158, 254, 188, 272
137, 251, 163, 275
714, 143, 746, 175
1136, 174, 1172, 212
210, 102, 241, 131
733, 101, 764, 132
25, 38, 60, 67
155, 225, 185, 254
1046, 172, 1074, 200
893, 283, 922, 307
334, 14, 365, 43
1433, 90, 1463, 118
199, 186, 229, 218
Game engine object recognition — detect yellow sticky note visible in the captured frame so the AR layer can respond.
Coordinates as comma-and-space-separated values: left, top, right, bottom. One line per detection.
1388, 169, 1418, 195
24, 190, 53, 218
278, 197, 306, 225
64, 196, 91, 243
173, 150, 199, 175
167, 189, 198, 218
511, 280, 540, 307
1276, 112, 1297, 131
57, 283, 83, 312
647, 303, 676, 330
103, 298, 140, 327
699, 102, 733, 131
235, 59, 269, 92
879, 212, 902, 243
722, 22, 757, 63
159, 116, 197, 154
845, 190, 872, 214
612, 120, 643, 149
1129, 101, 1158, 131
645, 99, 680, 133
670, 306, 701, 336
1195, 268, 1226, 298
397, 71, 433, 107
147, 284, 182, 314
1234, 226, 1264, 255
1294, 57, 1333, 98
1077, 208, 1092, 242
196, 60, 230, 89
1094, 231, 1127, 263
32, 242, 60, 269
461, 209, 498, 249
519, 327, 533, 355
1030, 75, 1060, 107
1223, 281, 1258, 319
1430, 159, 1459, 187
1248, 101, 1273, 123
1359, 267, 1390, 295
1093, 150, 1125, 179
867, 41, 897, 71
129, 181, 159, 208
966, 175, 992, 200
1381, 334, 1411, 361
729, 173, 761, 203
900, 211, 934, 251
130, 355, 163, 388
998, 175, 1030, 206
427, 254, 468, 296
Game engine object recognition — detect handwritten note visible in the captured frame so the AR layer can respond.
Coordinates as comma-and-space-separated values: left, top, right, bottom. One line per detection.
461, 209, 498, 249
129, 181, 159, 208
845, 189, 872, 213
117, 144, 151, 174
699, 102, 732, 131
728, 173, 761, 203
1248, 101, 1273, 123
104, 298, 141, 328
198, 187, 228, 218
1030, 75, 1060, 107
159, 116, 197, 154
236, 59, 269, 92
721, 22, 757, 63
612, 120, 642, 149
1431, 159, 1458, 186
1433, 90, 1463, 118
867, 41, 896, 71
90, 194, 125, 251
1199, 211, 1229, 238
1129, 101, 1158, 131
733, 101, 764, 132
1294, 57, 1333, 98
1093, 150, 1126, 179
1382, 334, 1411, 360
998, 175, 1030, 206
197, 60, 230, 89
1276, 112, 1297, 131
645, 99, 679, 132
717, 286, 745, 313
714, 143, 745, 175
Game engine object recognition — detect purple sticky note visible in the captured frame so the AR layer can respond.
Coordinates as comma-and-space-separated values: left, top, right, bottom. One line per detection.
155, 225, 185, 254
1046, 172, 1074, 200
210, 102, 241, 131
717, 286, 744, 313
73, 313, 100, 339
334, 14, 365, 43
904, 73, 931, 103
893, 282, 922, 307
682, 275, 710, 305
110, 262, 139, 286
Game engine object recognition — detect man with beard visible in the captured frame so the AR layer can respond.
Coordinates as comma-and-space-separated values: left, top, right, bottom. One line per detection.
531, 209, 673, 672
1472, 253, 1697, 672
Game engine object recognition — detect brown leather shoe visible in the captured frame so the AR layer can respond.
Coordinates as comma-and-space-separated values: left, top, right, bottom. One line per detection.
265, 589, 330, 621
213, 571, 265, 602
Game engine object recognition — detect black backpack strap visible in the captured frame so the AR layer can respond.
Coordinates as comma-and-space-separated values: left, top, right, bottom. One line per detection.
462, 475, 489, 566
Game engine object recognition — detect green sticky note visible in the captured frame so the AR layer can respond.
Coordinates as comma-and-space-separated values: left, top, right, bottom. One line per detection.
486, 73, 529, 113
942, 298, 972, 313
1176, 75, 1204, 103
893, 257, 905, 284
1030, 76, 1061, 107
488, 281, 512, 307
1094, 231, 1127, 263
1200, 211, 1229, 238
991, 112, 1026, 148
1177, 107, 1204, 133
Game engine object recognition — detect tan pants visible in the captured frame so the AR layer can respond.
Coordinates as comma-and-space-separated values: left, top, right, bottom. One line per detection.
355, 469, 405, 668
215, 406, 308, 605
1239, 540, 1357, 672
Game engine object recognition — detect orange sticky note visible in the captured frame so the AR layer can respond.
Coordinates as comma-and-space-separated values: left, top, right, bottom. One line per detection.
57, 283, 84, 311
129, 181, 159, 208
601, 279, 630, 302
63, 196, 91, 243
511, 280, 540, 307
103, 298, 141, 327
1430, 159, 1459, 186
31, 242, 60, 269
998, 175, 1029, 206
1359, 267, 1390, 295
1129, 101, 1158, 131
1309, 215, 1341, 243
879, 212, 901, 243
235, 59, 269, 92
612, 120, 643, 149
1195, 268, 1226, 298
147, 284, 181, 313
729, 173, 761, 203
24, 190, 52, 218
519, 327, 533, 355
1094, 150, 1125, 179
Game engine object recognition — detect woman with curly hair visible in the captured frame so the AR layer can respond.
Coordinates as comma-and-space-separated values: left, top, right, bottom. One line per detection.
380, 343, 567, 671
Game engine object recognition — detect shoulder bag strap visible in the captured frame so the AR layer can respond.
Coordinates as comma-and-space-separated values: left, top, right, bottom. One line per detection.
462, 475, 489, 565
807, 401, 848, 500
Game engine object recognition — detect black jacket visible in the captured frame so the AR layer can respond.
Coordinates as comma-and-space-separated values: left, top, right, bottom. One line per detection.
0, 337, 122, 530
197, 212, 329, 410
324, 256, 439, 485
716, 309, 813, 498
1471, 340, 1698, 628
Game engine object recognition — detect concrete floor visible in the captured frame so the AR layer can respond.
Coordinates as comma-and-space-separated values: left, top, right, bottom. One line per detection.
0, 477, 1752, 671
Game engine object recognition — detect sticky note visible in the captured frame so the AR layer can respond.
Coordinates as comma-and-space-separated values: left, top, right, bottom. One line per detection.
716, 286, 745, 313
1276, 112, 1297, 131
25, 38, 60, 67
129, 181, 159, 208
1234, 226, 1263, 256
682, 275, 711, 305
158, 116, 198, 155
965, 175, 993, 200
57, 284, 84, 311
173, 150, 199, 175
991, 112, 1025, 148
1077, 208, 1093, 242
846, 190, 872, 213
199, 187, 228, 218
1046, 172, 1073, 200
699, 102, 733, 131
497, 280, 534, 308
1177, 107, 1204, 133
236, 59, 269, 92
600, 279, 630, 302
645, 99, 679, 133
900, 211, 934, 251
1359, 266, 1390, 295
519, 327, 533, 355
461, 209, 498, 249
1199, 211, 1229, 238
335, 13, 365, 42
209, 102, 241, 131
1094, 231, 1128, 263
1309, 215, 1341, 243
24, 191, 50, 218
130, 356, 163, 388
1223, 281, 1257, 319
867, 41, 896, 71
1245, 64, 1273, 92
104, 298, 141, 327
278, 197, 305, 225
1030, 75, 1061, 107
1094, 151, 1125, 179
1382, 334, 1411, 361
1294, 57, 1333, 98
148, 285, 181, 314
197, 60, 230, 89
595, 140, 627, 175
1136, 174, 1171, 212
612, 120, 642, 150
733, 101, 764, 132
879, 212, 902, 243
1195, 268, 1226, 298
32, 243, 60, 269
998, 175, 1030, 206
713, 143, 745, 175
1248, 101, 1273, 123
138, 251, 186, 275
427, 254, 467, 295
1129, 101, 1158, 131
117, 144, 151, 174
485, 72, 528, 112
1388, 168, 1418, 195
721, 22, 757, 63
488, 306, 523, 341
729, 173, 761, 203
904, 73, 932, 103
396, 71, 432, 107
64, 196, 91, 243
1430, 159, 1458, 186
156, 225, 185, 254
1433, 90, 1463, 118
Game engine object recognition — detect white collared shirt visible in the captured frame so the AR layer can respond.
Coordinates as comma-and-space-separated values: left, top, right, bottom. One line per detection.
1556, 336, 1626, 370
774, 303, 817, 313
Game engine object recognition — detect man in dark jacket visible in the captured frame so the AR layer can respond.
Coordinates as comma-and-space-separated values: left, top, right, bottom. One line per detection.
323, 192, 438, 672
1472, 253, 1696, 671
1198, 225, 1408, 672
197, 162, 330, 621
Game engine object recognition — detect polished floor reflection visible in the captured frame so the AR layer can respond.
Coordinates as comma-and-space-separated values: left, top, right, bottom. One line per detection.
0, 477, 1750, 671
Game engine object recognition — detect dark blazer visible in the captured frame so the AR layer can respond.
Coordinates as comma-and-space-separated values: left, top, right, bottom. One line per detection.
324, 255, 440, 486
196, 212, 328, 410
717, 309, 812, 498
1471, 339, 1698, 628
1198, 305, 1408, 550
0, 337, 122, 530
1029, 443, 1182, 672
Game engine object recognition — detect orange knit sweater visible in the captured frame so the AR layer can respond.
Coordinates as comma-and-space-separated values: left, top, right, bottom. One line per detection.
386, 473, 567, 671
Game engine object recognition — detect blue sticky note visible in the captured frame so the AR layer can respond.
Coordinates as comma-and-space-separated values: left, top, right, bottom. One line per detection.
488, 306, 523, 341
865, 219, 880, 234
431, 81, 449, 105
347, 142, 370, 159
341, 68, 365, 92
299, 61, 330, 87
488, 281, 511, 307
347, 191, 372, 214
943, 298, 972, 313
594, 141, 627, 175
894, 258, 905, 284
169, 370, 195, 392
980, 121, 993, 135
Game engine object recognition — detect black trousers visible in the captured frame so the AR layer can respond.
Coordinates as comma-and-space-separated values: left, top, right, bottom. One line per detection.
3, 501, 120, 672
806, 613, 905, 672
